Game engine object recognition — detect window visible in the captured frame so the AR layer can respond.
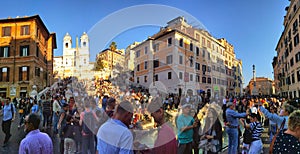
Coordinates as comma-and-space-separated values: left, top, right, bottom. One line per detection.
21, 25, 30, 35
202, 37, 206, 46
36, 45, 39, 58
144, 46, 148, 54
297, 70, 300, 82
207, 66, 211, 72
202, 77, 206, 83
84, 59, 86, 64
292, 73, 295, 84
153, 43, 159, 52
168, 38, 172, 46
179, 55, 183, 64
144, 76, 147, 82
19, 66, 29, 81
196, 33, 200, 41
294, 34, 299, 47
196, 75, 200, 82
190, 43, 193, 51
207, 40, 211, 48
291, 57, 294, 67
196, 47, 199, 56
137, 77, 139, 83
196, 63, 200, 70
295, 52, 300, 63
190, 74, 193, 81
190, 57, 193, 67
0, 46, 10, 57
144, 61, 148, 70
179, 38, 183, 47
137, 64, 140, 71
35, 67, 40, 77
179, 72, 183, 79
136, 50, 141, 58
166, 55, 173, 64
208, 52, 211, 60
202, 50, 205, 57
154, 60, 159, 68
213, 78, 216, 84
202, 65, 207, 74
289, 42, 293, 52
83, 42, 86, 47
65, 43, 69, 48
207, 77, 211, 84
168, 72, 172, 79
154, 74, 158, 81
2, 27, 11, 37
20, 45, 29, 56
0, 67, 9, 82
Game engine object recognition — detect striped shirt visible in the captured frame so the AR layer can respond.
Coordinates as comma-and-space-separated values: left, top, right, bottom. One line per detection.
250, 121, 264, 140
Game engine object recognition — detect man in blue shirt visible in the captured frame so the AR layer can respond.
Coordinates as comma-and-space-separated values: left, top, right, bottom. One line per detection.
1, 97, 16, 147
97, 100, 134, 154
225, 101, 247, 154
176, 104, 197, 154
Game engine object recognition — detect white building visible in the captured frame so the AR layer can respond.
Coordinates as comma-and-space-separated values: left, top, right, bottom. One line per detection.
53, 32, 95, 80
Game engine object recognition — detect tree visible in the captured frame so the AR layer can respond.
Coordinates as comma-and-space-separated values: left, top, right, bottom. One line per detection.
94, 59, 105, 71
109, 42, 117, 52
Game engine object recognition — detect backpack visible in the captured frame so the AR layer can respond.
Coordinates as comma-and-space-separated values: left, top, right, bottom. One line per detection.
243, 122, 257, 144
82, 111, 97, 135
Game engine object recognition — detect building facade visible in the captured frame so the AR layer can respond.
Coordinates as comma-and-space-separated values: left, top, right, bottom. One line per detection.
53, 32, 94, 80
0, 15, 56, 98
131, 17, 243, 97
247, 77, 274, 96
95, 48, 125, 80
274, 0, 300, 99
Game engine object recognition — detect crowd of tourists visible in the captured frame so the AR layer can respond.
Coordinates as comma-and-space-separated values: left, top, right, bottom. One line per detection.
1, 77, 300, 154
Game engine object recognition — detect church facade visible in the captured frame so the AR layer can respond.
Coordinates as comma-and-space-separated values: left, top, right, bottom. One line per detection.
53, 32, 95, 81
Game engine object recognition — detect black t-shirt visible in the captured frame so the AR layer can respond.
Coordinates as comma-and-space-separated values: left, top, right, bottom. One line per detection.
273, 132, 300, 154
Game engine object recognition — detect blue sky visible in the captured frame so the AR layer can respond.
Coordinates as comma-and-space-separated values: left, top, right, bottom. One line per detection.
0, 0, 290, 87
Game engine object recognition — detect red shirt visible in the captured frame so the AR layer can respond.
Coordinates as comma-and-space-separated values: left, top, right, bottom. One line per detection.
152, 123, 177, 154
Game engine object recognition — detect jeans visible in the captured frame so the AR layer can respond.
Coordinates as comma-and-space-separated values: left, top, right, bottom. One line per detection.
19, 113, 25, 126
53, 112, 59, 133
82, 134, 95, 154
249, 139, 262, 154
2, 120, 12, 144
43, 112, 51, 128
226, 127, 239, 154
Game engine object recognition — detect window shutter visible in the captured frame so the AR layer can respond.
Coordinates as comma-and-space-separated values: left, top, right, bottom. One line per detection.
27, 45, 30, 56
19, 67, 22, 81
0, 68, 2, 81
27, 66, 30, 80
7, 47, 10, 57
0, 47, 3, 57
6, 67, 9, 82
20, 46, 23, 56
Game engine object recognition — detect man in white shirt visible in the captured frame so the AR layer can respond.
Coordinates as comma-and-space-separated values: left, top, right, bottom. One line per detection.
52, 96, 61, 134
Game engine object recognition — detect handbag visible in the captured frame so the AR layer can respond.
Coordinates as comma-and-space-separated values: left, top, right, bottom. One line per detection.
269, 118, 286, 154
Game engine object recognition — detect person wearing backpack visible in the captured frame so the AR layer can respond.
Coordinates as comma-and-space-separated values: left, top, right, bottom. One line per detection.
1, 97, 16, 147
80, 100, 97, 154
